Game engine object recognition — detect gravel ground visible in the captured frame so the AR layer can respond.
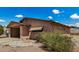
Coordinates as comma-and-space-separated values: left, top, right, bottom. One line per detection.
1, 35, 79, 52
71, 35, 79, 52
0, 38, 46, 52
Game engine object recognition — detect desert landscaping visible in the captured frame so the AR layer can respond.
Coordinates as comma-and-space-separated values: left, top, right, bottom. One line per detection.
0, 33, 78, 52
0, 36, 47, 52
70, 35, 79, 52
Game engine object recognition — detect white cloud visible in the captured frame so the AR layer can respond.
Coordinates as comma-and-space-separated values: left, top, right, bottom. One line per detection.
71, 23, 79, 27
67, 24, 73, 26
70, 14, 79, 19
55, 21, 59, 22
52, 9, 60, 14
15, 14, 24, 18
74, 23, 79, 27
65, 24, 68, 26
0, 19, 5, 22
67, 23, 79, 27
48, 16, 53, 19
64, 24, 74, 26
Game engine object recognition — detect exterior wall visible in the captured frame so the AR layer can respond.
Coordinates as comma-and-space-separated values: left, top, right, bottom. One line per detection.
7, 27, 20, 38
20, 18, 70, 39
9, 23, 20, 28
23, 19, 53, 32
20, 25, 29, 38
22, 18, 70, 33
7, 22, 30, 39
30, 31, 40, 39
7, 22, 20, 38
51, 23, 70, 33
8, 18, 71, 39
10, 27, 20, 38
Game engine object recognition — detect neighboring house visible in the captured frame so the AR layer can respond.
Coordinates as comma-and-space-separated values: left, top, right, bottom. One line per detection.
70, 26, 79, 35
7, 17, 71, 39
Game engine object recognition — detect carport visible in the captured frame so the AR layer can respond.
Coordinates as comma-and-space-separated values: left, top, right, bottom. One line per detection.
7, 21, 20, 38
7, 21, 30, 39
10, 27, 20, 38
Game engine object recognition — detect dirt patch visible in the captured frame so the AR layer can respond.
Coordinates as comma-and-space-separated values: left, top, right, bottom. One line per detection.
0, 38, 47, 52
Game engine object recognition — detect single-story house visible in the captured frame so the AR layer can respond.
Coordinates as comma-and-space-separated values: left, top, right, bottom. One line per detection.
7, 17, 71, 39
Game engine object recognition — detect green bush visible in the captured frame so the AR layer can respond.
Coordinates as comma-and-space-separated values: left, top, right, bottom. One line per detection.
37, 32, 73, 52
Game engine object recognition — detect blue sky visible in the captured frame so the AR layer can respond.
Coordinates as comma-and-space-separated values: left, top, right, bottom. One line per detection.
0, 7, 79, 27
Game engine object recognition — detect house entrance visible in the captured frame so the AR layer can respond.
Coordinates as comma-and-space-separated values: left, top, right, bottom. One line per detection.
10, 28, 20, 38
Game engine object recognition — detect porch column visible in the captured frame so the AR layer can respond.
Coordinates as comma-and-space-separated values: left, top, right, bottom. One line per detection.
29, 31, 31, 39
7, 28, 11, 38
20, 25, 30, 40
20, 26, 23, 39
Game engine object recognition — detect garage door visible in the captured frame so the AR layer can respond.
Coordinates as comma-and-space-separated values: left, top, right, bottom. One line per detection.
10, 28, 20, 38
